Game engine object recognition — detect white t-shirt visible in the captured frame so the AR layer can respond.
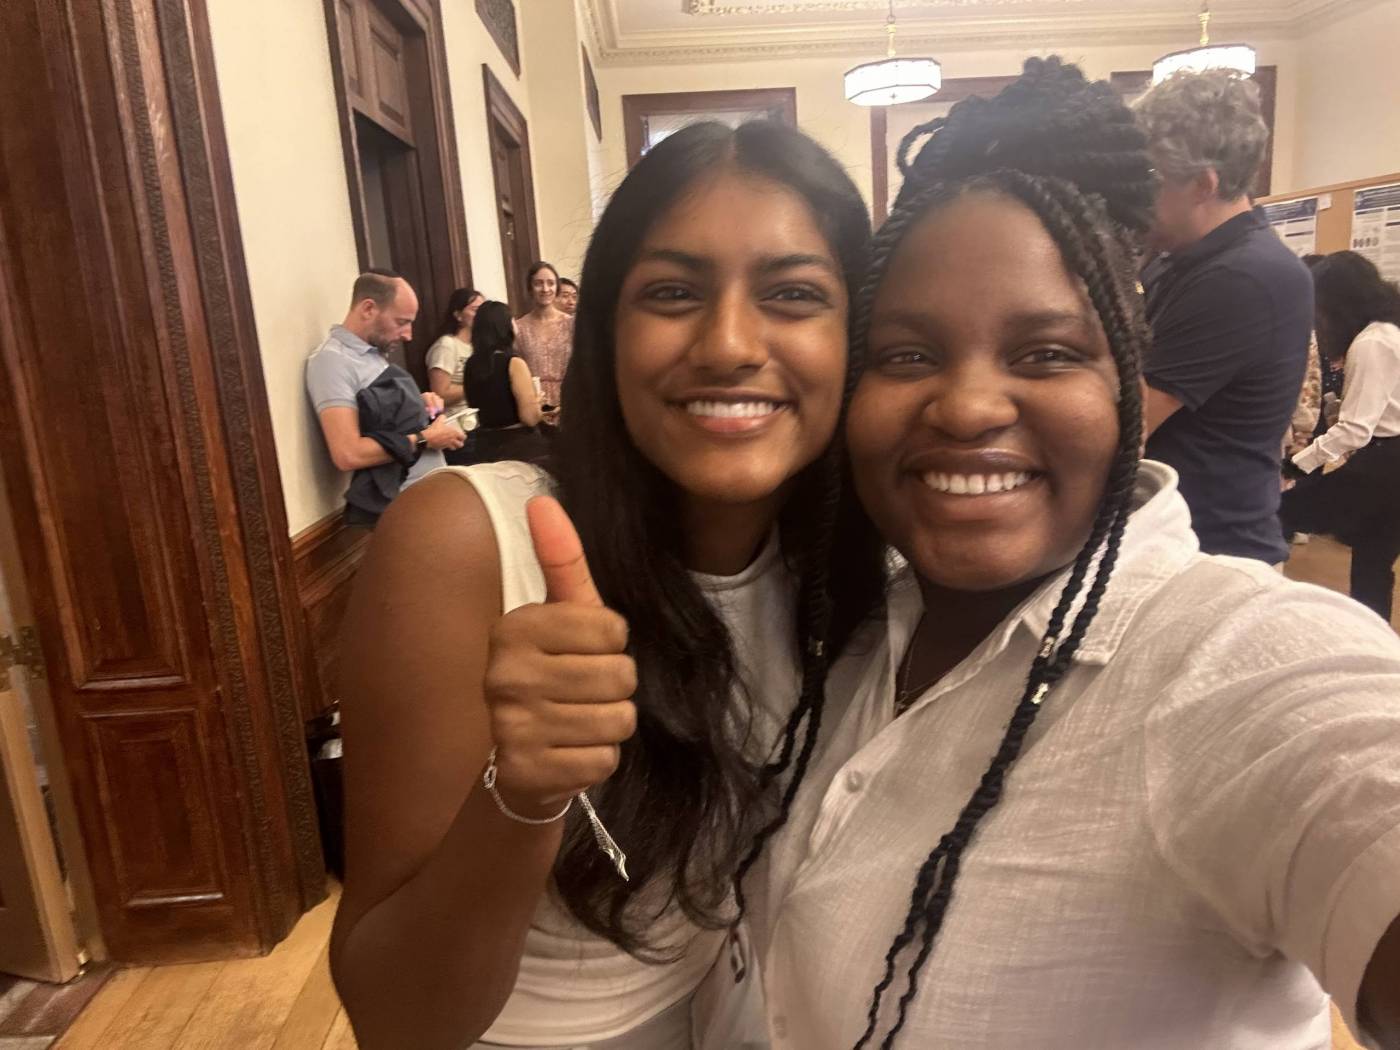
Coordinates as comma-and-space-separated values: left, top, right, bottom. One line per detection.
427, 332, 472, 385
438, 462, 796, 1049
751, 461, 1400, 1050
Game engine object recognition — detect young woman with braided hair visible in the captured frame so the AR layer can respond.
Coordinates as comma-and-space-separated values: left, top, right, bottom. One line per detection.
746, 59, 1400, 1049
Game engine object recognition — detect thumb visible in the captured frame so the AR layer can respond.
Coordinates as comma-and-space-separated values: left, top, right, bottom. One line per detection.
527, 496, 602, 607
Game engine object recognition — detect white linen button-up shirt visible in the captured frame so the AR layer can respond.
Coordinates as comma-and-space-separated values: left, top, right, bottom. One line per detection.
1295, 321, 1400, 474
750, 461, 1400, 1049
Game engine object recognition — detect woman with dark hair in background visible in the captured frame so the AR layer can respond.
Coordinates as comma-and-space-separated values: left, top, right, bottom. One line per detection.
557, 276, 579, 315
746, 60, 1400, 1049
1282, 249, 1400, 619
462, 300, 547, 465
515, 260, 573, 413
427, 286, 484, 411
329, 120, 882, 1050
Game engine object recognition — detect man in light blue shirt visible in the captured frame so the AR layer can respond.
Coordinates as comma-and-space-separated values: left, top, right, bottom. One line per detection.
306, 269, 465, 523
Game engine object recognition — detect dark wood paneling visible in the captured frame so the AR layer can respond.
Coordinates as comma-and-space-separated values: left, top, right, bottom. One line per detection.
87, 712, 226, 908
582, 46, 602, 141
485, 65, 541, 313
324, 0, 472, 378
366, 4, 414, 144
871, 105, 888, 224
622, 87, 798, 169
292, 513, 371, 721
476, 0, 519, 76
0, 0, 323, 962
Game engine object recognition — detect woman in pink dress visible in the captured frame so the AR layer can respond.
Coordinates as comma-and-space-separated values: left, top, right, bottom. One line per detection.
515, 261, 574, 412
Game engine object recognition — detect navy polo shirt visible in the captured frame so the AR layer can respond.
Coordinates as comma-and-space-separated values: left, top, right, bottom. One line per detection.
1143, 209, 1313, 564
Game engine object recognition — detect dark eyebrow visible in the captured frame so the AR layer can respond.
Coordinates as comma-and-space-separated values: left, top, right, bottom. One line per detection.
633, 249, 839, 277
635, 248, 709, 271
871, 307, 1093, 333
755, 253, 840, 277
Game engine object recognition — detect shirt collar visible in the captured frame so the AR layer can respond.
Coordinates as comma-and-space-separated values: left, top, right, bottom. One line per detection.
330, 324, 379, 356
889, 461, 1198, 672
1163, 206, 1268, 273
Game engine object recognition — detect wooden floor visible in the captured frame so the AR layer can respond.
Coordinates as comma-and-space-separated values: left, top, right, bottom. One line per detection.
42, 538, 1382, 1050
52, 891, 356, 1050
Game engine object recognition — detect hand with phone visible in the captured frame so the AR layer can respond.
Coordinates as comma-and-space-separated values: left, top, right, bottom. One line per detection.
420, 414, 466, 450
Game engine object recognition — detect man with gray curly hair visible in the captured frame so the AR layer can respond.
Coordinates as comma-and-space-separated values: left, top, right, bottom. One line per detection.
1136, 70, 1312, 565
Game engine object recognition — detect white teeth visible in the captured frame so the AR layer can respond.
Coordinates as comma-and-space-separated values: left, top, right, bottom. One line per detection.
684, 400, 779, 419
921, 471, 1033, 495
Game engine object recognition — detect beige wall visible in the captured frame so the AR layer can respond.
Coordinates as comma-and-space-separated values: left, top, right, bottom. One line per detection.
207, 0, 534, 533
592, 40, 1302, 211
1291, 0, 1400, 191
206, 0, 358, 534
518, 0, 597, 279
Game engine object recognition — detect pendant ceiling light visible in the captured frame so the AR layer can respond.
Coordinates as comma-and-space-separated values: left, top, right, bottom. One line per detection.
1152, 1, 1256, 85
844, 0, 941, 107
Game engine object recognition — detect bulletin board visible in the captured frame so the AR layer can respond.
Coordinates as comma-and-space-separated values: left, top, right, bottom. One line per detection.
1260, 171, 1400, 258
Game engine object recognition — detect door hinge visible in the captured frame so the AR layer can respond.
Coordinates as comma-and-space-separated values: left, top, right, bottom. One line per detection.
0, 625, 44, 691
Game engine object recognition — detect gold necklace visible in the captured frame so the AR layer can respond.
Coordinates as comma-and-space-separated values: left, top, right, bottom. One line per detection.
894, 615, 931, 717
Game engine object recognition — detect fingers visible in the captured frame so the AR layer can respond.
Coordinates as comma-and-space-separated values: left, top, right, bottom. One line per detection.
493, 699, 637, 749
527, 496, 602, 607
493, 602, 628, 655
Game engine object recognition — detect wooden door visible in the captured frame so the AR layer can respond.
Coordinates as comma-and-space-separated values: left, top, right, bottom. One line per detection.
484, 66, 541, 314
0, 488, 80, 981
0, 0, 324, 962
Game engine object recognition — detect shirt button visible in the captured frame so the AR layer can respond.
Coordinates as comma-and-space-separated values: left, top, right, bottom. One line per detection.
846, 769, 866, 792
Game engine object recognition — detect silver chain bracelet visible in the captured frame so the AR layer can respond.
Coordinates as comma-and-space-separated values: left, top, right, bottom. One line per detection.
483, 747, 572, 824
482, 747, 630, 882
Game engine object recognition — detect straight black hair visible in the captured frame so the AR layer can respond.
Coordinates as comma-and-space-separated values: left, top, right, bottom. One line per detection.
839, 58, 1158, 1048
551, 120, 886, 956
435, 286, 481, 341
464, 300, 515, 401
1312, 250, 1400, 362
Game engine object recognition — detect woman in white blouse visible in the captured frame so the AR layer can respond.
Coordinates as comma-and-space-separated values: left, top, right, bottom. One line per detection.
746, 59, 1400, 1050
1282, 249, 1400, 620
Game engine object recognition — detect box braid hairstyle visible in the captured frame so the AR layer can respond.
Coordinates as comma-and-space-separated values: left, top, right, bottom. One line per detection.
840, 57, 1158, 1048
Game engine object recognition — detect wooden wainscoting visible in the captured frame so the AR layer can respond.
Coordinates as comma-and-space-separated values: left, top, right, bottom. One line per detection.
292, 514, 370, 723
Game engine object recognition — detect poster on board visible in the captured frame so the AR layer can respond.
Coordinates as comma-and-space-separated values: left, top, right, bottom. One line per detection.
1260, 197, 1318, 258
1351, 182, 1400, 282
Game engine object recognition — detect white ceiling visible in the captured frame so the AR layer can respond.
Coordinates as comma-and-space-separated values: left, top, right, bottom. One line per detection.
581, 0, 1380, 64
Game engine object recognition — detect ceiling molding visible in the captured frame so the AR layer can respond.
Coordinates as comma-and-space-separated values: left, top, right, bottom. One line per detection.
585, 0, 1357, 66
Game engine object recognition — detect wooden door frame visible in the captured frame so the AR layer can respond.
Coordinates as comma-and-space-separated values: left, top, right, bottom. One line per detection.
323, 0, 473, 301
0, 0, 324, 960
483, 64, 541, 314
622, 87, 798, 169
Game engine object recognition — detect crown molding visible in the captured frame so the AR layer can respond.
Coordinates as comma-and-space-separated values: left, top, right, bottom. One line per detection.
585, 0, 1358, 66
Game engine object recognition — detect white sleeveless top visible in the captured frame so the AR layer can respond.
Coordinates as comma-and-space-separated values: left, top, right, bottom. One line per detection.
438, 462, 798, 1048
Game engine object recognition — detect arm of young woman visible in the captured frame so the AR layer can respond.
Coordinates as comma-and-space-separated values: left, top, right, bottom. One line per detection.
509, 355, 543, 426
427, 366, 466, 406
329, 479, 635, 1050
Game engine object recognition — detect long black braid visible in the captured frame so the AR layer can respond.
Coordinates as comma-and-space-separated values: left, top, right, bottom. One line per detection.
846, 57, 1156, 1048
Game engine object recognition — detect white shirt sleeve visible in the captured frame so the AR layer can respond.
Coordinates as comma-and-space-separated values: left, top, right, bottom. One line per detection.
1146, 585, 1400, 1042
1294, 325, 1400, 473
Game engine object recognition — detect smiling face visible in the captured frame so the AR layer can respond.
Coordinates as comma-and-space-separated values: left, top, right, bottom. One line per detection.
613, 169, 849, 511
557, 282, 578, 314
531, 267, 558, 308
848, 192, 1120, 593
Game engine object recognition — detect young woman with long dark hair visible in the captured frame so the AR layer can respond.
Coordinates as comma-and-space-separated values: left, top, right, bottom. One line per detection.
1282, 250, 1400, 620
463, 300, 548, 465
329, 120, 882, 1050
746, 60, 1400, 1049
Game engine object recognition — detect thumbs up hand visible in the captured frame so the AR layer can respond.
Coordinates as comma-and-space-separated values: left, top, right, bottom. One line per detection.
482, 497, 638, 818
